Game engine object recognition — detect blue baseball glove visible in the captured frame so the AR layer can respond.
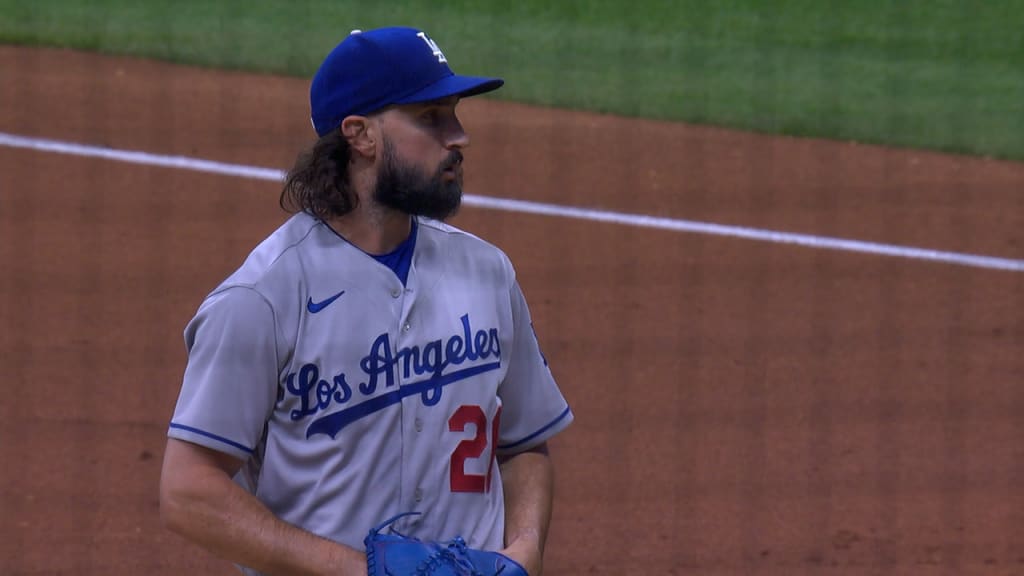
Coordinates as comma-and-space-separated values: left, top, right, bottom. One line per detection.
364, 512, 528, 576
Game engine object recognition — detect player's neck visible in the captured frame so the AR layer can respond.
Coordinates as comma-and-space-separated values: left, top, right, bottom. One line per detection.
326, 208, 412, 256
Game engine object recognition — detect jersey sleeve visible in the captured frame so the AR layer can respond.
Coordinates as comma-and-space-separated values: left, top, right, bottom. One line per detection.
167, 286, 282, 461
496, 279, 574, 455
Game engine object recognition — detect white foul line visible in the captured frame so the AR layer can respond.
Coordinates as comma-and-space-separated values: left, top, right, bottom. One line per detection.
2, 131, 1022, 273
0, 132, 286, 181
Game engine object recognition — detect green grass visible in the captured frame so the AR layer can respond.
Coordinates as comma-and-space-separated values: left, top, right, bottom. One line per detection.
2, 0, 1023, 159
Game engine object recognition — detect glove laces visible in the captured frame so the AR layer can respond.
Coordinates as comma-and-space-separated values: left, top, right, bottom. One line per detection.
366, 511, 508, 575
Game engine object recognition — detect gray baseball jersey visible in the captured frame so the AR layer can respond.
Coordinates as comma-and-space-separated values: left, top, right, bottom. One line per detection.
167, 212, 573, 574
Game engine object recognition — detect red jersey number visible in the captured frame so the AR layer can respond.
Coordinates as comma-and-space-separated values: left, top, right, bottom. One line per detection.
448, 405, 502, 493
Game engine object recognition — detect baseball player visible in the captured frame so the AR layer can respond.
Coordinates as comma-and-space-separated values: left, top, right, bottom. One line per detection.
159, 26, 573, 576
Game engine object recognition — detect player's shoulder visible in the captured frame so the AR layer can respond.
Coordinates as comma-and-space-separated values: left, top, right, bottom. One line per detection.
417, 218, 511, 260
417, 217, 516, 277
202, 212, 332, 306
221, 212, 319, 282
186, 213, 332, 348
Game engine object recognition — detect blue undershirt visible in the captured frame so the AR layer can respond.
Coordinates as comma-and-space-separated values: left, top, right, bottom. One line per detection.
370, 218, 417, 286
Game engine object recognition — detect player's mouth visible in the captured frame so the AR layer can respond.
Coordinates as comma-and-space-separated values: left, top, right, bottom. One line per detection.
442, 164, 462, 181
440, 153, 463, 181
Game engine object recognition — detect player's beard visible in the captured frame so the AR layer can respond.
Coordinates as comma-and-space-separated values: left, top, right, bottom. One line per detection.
373, 138, 463, 221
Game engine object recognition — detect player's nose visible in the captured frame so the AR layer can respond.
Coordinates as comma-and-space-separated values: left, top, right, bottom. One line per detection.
445, 117, 470, 149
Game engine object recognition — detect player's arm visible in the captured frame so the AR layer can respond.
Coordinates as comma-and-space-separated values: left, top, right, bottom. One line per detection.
497, 441, 555, 576
159, 438, 366, 576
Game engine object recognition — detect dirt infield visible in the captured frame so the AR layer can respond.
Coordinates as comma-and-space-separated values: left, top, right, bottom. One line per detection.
1, 45, 1023, 575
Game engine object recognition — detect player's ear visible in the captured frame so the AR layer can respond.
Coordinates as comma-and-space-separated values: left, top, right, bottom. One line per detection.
340, 115, 376, 158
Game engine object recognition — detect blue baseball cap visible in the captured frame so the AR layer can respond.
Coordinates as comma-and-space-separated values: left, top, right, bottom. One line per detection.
310, 27, 504, 137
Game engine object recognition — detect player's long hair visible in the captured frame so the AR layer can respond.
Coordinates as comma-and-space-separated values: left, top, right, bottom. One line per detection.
280, 130, 356, 219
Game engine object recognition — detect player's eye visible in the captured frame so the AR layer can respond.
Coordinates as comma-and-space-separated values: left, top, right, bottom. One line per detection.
420, 109, 440, 124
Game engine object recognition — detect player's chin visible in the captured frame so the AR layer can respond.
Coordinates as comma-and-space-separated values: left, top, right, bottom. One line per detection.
432, 192, 462, 221
413, 185, 462, 221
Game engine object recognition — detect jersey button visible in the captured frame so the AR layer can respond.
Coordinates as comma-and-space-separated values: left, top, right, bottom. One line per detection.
402, 322, 411, 333
414, 418, 423, 432
390, 288, 401, 298
414, 488, 423, 502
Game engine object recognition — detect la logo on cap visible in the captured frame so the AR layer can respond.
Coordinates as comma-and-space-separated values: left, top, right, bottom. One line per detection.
416, 32, 447, 63
309, 26, 503, 137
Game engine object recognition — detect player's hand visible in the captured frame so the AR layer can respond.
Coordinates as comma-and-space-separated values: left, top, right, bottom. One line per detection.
336, 553, 368, 576
499, 537, 543, 576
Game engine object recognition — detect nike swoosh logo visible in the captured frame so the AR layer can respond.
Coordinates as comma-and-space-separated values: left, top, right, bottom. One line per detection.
307, 290, 345, 314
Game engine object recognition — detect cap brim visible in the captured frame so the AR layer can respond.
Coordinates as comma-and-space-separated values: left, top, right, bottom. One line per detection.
393, 74, 504, 105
